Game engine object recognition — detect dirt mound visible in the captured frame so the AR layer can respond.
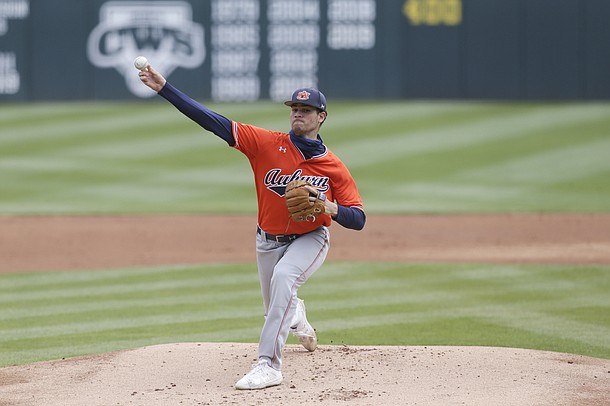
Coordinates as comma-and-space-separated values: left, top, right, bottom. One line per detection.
1, 343, 608, 406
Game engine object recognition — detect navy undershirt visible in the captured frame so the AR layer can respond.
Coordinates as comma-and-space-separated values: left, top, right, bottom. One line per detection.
289, 130, 325, 159
158, 82, 365, 231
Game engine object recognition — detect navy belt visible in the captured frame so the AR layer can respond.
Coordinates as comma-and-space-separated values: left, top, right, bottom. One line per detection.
257, 226, 300, 243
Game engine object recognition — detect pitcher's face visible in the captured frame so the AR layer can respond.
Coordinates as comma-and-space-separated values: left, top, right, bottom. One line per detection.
290, 104, 326, 138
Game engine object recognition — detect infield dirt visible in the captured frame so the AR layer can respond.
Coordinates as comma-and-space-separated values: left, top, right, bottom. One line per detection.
1, 214, 609, 405
2, 213, 610, 273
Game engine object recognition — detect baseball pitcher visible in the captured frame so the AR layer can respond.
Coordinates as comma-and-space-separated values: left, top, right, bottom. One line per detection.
137, 64, 365, 390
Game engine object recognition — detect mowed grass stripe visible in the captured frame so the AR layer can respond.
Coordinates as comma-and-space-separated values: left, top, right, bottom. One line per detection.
1, 262, 609, 367
0, 132, 219, 170
2, 101, 512, 160
0, 261, 349, 290
0, 270, 421, 329
3, 102, 610, 214
0, 307, 262, 341
0, 327, 263, 367
1, 106, 576, 173
0, 271, 258, 303
364, 109, 610, 182
0, 286, 453, 325
1, 283, 459, 337
1, 106, 179, 146
2, 101, 465, 161
311, 306, 610, 349
0, 290, 259, 322
454, 137, 610, 185
7, 300, 608, 348
337, 104, 610, 168
0, 320, 262, 361
0, 103, 128, 127
321, 101, 483, 137
0, 262, 360, 314
350, 106, 610, 212
0, 264, 206, 290
1, 101, 279, 145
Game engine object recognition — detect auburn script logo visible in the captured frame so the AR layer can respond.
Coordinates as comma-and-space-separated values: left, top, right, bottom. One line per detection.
264, 169, 329, 197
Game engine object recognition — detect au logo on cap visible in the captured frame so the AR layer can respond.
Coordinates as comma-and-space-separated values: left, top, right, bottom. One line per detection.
296, 90, 311, 101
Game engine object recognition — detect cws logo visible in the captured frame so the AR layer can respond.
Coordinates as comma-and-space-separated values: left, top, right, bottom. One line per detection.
264, 169, 329, 197
87, 1, 205, 98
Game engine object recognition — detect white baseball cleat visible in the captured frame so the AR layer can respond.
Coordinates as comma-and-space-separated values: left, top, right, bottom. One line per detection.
235, 360, 283, 390
290, 298, 317, 352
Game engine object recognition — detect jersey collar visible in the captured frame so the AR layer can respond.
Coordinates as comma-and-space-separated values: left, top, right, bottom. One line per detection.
289, 130, 327, 160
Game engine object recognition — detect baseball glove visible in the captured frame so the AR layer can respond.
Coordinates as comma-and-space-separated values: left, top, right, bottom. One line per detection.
285, 180, 326, 222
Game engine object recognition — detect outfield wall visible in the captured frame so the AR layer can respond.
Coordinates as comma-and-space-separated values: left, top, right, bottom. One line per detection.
1, 0, 609, 101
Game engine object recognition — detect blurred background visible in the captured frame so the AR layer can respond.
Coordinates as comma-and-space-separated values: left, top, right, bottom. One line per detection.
2, 0, 610, 102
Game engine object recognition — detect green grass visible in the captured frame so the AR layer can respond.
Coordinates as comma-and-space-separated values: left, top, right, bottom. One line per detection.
1, 262, 609, 367
2, 100, 610, 214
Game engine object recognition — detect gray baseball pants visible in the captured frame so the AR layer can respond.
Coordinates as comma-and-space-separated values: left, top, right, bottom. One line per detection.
255, 226, 330, 370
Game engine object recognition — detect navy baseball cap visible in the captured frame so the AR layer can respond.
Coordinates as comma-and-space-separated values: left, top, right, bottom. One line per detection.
284, 88, 327, 112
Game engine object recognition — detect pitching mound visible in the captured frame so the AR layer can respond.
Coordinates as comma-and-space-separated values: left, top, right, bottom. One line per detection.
1, 343, 609, 406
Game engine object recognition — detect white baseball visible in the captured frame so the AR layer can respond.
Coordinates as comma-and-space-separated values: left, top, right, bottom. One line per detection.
134, 56, 148, 70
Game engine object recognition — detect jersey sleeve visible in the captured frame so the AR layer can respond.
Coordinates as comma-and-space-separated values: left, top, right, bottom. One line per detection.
331, 160, 364, 210
231, 121, 278, 159
335, 204, 366, 230
158, 82, 234, 145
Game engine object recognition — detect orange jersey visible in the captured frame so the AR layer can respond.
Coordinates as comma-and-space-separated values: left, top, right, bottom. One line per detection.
231, 121, 364, 235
